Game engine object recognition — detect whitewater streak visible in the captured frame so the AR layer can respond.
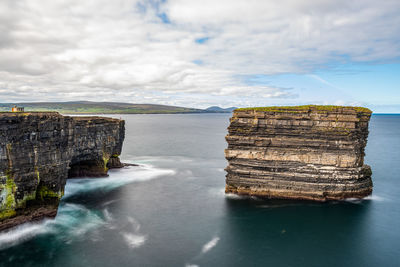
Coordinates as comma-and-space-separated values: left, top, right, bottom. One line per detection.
64, 164, 175, 197
0, 164, 174, 250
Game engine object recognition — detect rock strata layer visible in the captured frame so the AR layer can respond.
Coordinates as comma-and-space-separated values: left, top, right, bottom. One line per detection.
0, 112, 124, 230
225, 105, 373, 201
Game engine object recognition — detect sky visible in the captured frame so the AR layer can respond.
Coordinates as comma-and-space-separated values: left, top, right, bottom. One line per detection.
0, 0, 399, 112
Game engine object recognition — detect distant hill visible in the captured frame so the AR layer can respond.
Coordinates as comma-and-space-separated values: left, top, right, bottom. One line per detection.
205, 106, 238, 113
0, 101, 234, 114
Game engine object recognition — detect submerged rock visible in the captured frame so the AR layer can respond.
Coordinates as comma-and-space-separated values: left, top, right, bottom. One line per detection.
224, 105, 373, 201
0, 112, 124, 230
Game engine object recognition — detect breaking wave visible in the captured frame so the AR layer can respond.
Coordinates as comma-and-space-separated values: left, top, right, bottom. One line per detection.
362, 194, 385, 201
0, 220, 53, 250
344, 194, 386, 203
64, 164, 175, 198
0, 203, 104, 250
0, 164, 174, 250
210, 187, 260, 200
119, 216, 147, 249
201, 236, 220, 254
185, 236, 220, 267
121, 233, 147, 249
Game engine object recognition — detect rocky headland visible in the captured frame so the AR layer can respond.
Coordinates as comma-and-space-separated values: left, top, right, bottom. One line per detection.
225, 105, 373, 201
0, 112, 124, 230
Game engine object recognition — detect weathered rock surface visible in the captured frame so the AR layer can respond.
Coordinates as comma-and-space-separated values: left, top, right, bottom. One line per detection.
225, 105, 373, 201
0, 112, 124, 230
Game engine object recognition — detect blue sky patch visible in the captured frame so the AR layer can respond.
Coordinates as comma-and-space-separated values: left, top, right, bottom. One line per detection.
195, 37, 210, 44
192, 59, 204, 65
157, 12, 170, 24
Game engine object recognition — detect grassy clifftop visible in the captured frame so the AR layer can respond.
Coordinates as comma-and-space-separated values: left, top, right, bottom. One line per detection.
236, 105, 372, 113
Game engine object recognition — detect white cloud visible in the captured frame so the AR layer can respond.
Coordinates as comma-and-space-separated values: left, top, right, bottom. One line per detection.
0, 0, 399, 107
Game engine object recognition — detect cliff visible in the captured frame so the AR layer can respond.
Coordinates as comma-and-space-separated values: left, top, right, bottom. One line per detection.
225, 105, 373, 201
0, 112, 124, 230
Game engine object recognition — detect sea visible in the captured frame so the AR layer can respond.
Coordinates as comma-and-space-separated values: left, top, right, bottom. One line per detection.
0, 114, 399, 267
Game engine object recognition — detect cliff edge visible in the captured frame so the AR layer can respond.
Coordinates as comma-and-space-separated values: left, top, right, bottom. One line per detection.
0, 112, 124, 230
225, 105, 373, 201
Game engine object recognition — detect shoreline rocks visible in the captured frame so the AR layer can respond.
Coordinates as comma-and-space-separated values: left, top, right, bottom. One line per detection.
224, 105, 373, 201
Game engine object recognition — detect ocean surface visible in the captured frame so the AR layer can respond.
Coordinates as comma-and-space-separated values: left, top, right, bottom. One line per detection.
0, 114, 399, 267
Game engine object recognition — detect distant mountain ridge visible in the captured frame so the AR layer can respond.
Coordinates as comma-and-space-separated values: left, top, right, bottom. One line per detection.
0, 101, 236, 114
205, 106, 238, 112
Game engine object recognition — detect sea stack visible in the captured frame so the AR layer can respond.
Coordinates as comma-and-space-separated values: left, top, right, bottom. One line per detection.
225, 105, 373, 201
0, 112, 124, 230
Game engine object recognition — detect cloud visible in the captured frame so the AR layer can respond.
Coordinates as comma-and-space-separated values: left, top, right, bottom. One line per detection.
0, 0, 399, 107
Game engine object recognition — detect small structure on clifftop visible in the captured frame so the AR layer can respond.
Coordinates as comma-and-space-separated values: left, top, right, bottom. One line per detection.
225, 105, 373, 201
11, 105, 24, 112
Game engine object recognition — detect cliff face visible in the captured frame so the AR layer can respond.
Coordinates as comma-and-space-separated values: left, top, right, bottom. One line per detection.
225, 105, 373, 201
0, 112, 124, 230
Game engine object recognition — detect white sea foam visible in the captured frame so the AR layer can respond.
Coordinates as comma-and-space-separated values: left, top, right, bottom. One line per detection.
363, 194, 385, 201
0, 221, 52, 250
344, 194, 386, 203
217, 187, 225, 195
129, 155, 194, 164
210, 187, 246, 199
201, 236, 220, 254
225, 193, 248, 199
0, 203, 104, 249
126, 216, 141, 232
0, 164, 174, 250
72, 218, 104, 238
64, 164, 175, 197
103, 208, 120, 230
103, 208, 113, 222
121, 232, 147, 249
217, 187, 258, 200
51, 204, 107, 241
184, 236, 220, 266
117, 215, 148, 249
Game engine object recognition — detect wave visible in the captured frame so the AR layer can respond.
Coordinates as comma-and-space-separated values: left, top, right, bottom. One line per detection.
344, 194, 386, 203
64, 164, 175, 198
0, 203, 146, 250
126, 216, 141, 232
209, 187, 261, 200
0, 220, 53, 250
201, 236, 220, 254
121, 232, 147, 249
184, 236, 220, 267
0, 203, 104, 250
103, 208, 113, 222
209, 187, 236, 198
119, 215, 146, 249
127, 155, 194, 164
362, 194, 385, 201
0, 165, 173, 250
225, 193, 260, 201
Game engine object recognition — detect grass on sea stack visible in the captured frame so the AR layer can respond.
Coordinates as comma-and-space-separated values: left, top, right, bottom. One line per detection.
235, 105, 372, 113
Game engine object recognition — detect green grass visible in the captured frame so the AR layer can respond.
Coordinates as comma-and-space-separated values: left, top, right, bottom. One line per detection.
0, 102, 208, 114
36, 185, 63, 201
235, 105, 372, 113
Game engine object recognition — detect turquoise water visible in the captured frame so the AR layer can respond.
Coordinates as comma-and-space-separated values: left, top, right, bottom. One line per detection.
0, 114, 399, 267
